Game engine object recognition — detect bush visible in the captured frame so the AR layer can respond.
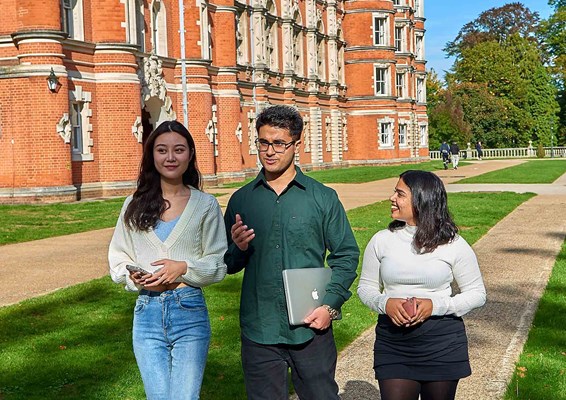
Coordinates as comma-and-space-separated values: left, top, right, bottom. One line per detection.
536, 142, 546, 158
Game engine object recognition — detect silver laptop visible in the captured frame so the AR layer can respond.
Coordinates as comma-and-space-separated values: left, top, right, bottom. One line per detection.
282, 268, 332, 326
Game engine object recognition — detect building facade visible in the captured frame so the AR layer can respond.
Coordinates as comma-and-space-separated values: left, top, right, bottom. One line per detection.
0, 0, 427, 203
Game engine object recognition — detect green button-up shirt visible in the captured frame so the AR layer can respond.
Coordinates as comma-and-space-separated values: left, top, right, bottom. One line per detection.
224, 167, 360, 345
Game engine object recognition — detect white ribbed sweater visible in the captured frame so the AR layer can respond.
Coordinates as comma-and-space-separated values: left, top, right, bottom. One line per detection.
108, 188, 227, 292
357, 225, 486, 317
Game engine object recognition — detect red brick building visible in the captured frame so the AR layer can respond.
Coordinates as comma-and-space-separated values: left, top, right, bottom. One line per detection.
0, 0, 428, 203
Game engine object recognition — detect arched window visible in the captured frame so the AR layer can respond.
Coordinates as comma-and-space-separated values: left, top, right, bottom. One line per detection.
151, 0, 168, 56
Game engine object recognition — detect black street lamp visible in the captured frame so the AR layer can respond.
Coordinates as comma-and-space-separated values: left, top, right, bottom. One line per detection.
47, 68, 61, 93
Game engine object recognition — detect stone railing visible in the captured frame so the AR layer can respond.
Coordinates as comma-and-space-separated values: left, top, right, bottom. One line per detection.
430, 141, 566, 160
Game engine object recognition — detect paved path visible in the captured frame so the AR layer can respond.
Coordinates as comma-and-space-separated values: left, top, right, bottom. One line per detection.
1, 159, 565, 400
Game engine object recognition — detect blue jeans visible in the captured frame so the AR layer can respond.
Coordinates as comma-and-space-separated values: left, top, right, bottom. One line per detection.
133, 286, 211, 400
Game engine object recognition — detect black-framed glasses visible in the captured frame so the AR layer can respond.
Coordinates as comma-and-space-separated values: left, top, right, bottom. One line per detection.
255, 138, 296, 153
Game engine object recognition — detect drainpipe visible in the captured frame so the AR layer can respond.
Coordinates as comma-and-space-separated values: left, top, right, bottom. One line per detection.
179, 0, 188, 127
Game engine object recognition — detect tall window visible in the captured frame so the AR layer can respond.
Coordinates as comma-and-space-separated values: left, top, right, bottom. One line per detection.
151, 1, 168, 56
61, 0, 84, 40
380, 122, 393, 147
317, 36, 326, 81
126, 0, 145, 51
393, 0, 401, 5
200, 2, 212, 59
266, 19, 278, 70
373, 16, 387, 46
396, 72, 405, 98
416, 77, 425, 102
293, 28, 304, 76
71, 102, 83, 154
375, 66, 389, 96
236, 10, 249, 64
415, 35, 424, 59
420, 125, 427, 146
394, 26, 403, 52
399, 123, 407, 145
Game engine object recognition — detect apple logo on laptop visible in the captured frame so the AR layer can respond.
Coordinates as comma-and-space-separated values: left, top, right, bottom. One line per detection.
311, 288, 319, 300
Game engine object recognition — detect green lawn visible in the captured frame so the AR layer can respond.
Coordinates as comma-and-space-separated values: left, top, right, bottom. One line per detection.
0, 198, 125, 246
458, 159, 566, 184
217, 160, 463, 188
504, 239, 566, 400
0, 192, 533, 400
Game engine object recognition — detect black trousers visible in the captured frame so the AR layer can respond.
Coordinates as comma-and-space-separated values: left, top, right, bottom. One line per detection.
241, 328, 339, 400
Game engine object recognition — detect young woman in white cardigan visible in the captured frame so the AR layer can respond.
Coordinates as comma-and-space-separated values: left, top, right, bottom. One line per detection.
109, 120, 227, 400
357, 170, 486, 400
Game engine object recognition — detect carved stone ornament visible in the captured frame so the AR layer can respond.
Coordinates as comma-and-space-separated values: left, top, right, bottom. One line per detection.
139, 53, 167, 103
56, 113, 72, 144
132, 116, 143, 143
235, 122, 243, 143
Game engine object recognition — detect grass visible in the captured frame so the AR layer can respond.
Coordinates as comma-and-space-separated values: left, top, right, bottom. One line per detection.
0, 191, 533, 400
216, 160, 466, 188
458, 159, 566, 184
0, 198, 125, 246
504, 239, 566, 400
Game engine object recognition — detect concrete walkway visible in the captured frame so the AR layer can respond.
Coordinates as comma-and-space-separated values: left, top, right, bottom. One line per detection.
1, 159, 565, 400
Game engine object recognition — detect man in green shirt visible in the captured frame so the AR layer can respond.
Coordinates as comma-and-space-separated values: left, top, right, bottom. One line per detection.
224, 105, 360, 400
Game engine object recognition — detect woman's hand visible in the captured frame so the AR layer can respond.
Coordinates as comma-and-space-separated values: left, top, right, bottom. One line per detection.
385, 298, 434, 327
143, 259, 188, 287
385, 298, 414, 326
408, 298, 433, 326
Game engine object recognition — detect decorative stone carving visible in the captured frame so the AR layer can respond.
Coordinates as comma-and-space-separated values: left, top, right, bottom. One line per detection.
140, 53, 167, 103
56, 113, 72, 144
247, 110, 258, 154
235, 122, 243, 143
132, 116, 143, 143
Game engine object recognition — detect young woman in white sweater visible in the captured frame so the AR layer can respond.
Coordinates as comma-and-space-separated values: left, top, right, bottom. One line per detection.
357, 170, 486, 400
109, 120, 227, 400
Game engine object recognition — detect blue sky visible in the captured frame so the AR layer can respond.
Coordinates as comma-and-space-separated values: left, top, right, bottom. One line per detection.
425, 1, 554, 78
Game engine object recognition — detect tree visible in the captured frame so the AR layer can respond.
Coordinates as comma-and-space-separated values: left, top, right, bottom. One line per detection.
445, 3, 540, 59
448, 34, 558, 147
538, 0, 566, 144
426, 70, 471, 149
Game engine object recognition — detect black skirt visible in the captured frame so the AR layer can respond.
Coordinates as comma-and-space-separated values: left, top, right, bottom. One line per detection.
373, 314, 471, 381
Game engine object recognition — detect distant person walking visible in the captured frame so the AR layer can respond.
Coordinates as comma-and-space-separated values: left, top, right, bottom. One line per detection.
475, 141, 483, 160
450, 141, 460, 170
440, 141, 450, 170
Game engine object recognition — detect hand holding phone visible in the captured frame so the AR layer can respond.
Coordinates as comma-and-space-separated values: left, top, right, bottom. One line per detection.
126, 264, 152, 276
402, 297, 417, 318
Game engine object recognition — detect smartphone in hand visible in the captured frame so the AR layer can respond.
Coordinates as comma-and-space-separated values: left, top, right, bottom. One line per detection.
126, 264, 152, 275
402, 297, 417, 318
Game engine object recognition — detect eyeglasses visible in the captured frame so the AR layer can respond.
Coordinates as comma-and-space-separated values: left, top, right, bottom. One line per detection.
255, 138, 296, 153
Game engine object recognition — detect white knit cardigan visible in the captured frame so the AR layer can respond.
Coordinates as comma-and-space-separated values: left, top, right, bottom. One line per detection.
109, 188, 228, 291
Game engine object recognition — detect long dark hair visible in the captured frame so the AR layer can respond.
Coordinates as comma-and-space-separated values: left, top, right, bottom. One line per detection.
388, 170, 458, 253
124, 120, 201, 231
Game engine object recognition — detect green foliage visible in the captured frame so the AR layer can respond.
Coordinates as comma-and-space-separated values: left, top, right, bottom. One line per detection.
446, 34, 558, 148
537, 142, 546, 158
444, 3, 541, 59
